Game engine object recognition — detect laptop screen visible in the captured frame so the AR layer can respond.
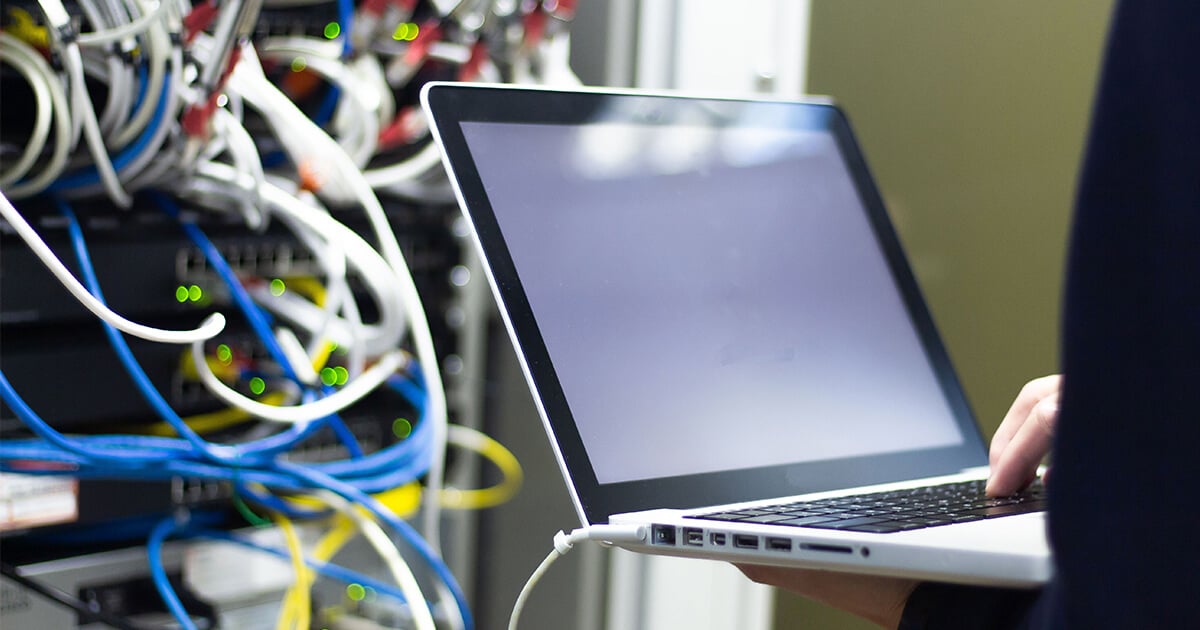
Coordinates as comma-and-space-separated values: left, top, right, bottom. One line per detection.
424, 86, 987, 523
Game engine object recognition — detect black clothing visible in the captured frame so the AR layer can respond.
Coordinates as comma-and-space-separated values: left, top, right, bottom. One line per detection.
901, 1, 1200, 627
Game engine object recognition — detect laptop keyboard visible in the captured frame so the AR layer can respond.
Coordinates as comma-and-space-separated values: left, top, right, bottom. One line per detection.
685, 479, 1046, 534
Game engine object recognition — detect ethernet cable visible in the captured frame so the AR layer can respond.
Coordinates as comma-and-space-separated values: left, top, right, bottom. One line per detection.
0, 192, 225, 344
273, 512, 312, 630
315, 489, 437, 630
0, 35, 54, 188
147, 515, 195, 629
50, 7, 133, 206
440, 424, 524, 510
0, 33, 72, 197
76, 0, 173, 47
58, 199, 321, 462
258, 36, 384, 166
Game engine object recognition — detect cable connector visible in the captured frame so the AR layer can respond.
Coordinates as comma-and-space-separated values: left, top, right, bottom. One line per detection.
511, 525, 648, 630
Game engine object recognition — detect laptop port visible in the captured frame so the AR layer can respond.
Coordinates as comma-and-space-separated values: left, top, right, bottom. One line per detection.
710, 532, 727, 546
652, 525, 676, 546
766, 537, 792, 552
800, 543, 853, 554
733, 534, 759, 550
684, 528, 704, 546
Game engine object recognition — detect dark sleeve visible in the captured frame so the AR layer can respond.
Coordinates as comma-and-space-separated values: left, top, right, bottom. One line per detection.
902, 1, 1200, 628
897, 583, 1040, 630
1043, 0, 1200, 625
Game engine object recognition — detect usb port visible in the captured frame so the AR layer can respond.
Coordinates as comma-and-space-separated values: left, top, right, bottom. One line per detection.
733, 534, 759, 550
710, 532, 727, 546
684, 528, 704, 546
766, 537, 791, 552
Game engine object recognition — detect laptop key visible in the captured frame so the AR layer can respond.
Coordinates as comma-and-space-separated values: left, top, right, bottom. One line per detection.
773, 515, 843, 527
740, 514, 803, 524
807, 516, 892, 530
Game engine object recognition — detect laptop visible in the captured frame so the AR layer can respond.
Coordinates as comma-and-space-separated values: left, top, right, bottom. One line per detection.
421, 82, 1052, 587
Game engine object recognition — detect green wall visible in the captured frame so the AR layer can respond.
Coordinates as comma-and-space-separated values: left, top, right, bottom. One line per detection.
775, 2, 1112, 628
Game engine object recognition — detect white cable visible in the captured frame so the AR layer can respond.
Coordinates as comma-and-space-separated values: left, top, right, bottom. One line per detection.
189, 343, 407, 424
212, 107, 266, 228
257, 37, 383, 166
268, 208, 363, 371
0, 37, 54, 188
77, 0, 171, 46
0, 191, 227, 343
110, 0, 172, 148
74, 0, 127, 137
316, 490, 437, 630
59, 42, 183, 199
0, 34, 71, 198
222, 43, 451, 549
61, 40, 132, 206
192, 164, 408, 354
361, 141, 445, 188
508, 526, 649, 630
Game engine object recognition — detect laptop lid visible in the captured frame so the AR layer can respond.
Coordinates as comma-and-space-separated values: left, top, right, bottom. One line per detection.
422, 83, 988, 526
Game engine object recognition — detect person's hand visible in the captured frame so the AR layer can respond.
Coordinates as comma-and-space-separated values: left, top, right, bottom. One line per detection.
735, 564, 917, 629
986, 375, 1061, 497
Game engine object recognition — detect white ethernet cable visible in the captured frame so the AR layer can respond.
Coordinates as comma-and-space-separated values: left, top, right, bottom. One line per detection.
0, 191, 227, 344
361, 141, 445, 189
269, 205, 369, 377
257, 36, 386, 167
189, 342, 408, 424
55, 21, 132, 205
180, 169, 419, 427
0, 35, 54, 188
198, 39, 451, 551
198, 46, 454, 545
76, 0, 172, 47
0, 34, 71, 198
108, 0, 174, 150
190, 164, 408, 354
315, 490, 438, 630
509, 525, 650, 630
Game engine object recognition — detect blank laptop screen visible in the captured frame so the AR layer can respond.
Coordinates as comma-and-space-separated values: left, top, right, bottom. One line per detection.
459, 114, 966, 485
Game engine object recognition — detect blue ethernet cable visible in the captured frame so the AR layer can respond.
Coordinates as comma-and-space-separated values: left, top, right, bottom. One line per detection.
338, 0, 354, 57
151, 192, 365, 459
59, 199, 304, 464
0, 369, 178, 464
147, 514, 198, 630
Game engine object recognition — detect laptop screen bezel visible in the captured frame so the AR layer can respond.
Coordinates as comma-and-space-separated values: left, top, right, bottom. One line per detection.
423, 83, 988, 525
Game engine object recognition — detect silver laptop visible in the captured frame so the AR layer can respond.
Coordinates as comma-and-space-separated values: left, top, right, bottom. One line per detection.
421, 82, 1051, 587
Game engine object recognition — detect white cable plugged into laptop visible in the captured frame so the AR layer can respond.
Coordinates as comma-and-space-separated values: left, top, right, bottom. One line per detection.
508, 524, 648, 630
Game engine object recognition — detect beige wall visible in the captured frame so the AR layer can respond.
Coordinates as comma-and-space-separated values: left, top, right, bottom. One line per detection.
776, 2, 1113, 628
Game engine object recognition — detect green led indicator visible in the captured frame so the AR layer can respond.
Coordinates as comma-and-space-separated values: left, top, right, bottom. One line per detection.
392, 22, 419, 41
392, 418, 412, 439
346, 583, 366, 602
188, 285, 203, 302
249, 377, 266, 395
333, 366, 349, 386
291, 56, 307, 73
320, 367, 338, 387
323, 22, 340, 39
175, 286, 189, 303
270, 278, 286, 297
216, 344, 233, 364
